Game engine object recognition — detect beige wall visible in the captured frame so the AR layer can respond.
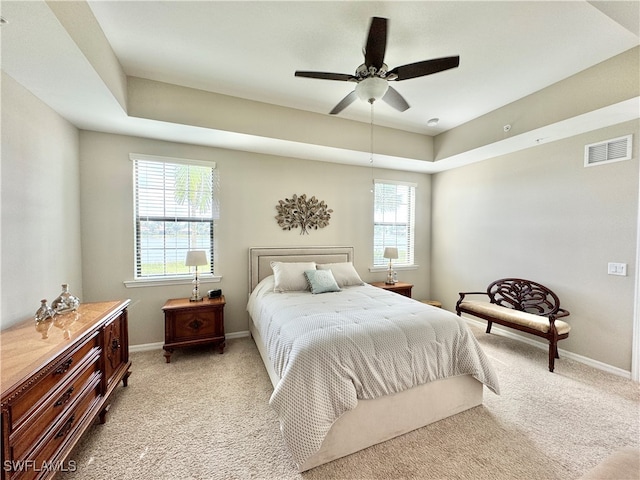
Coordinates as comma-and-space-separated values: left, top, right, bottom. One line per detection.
431, 119, 639, 371
1, 73, 82, 328
78, 131, 432, 346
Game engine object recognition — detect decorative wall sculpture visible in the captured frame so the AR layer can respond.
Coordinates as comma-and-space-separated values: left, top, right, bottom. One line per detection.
275, 194, 333, 235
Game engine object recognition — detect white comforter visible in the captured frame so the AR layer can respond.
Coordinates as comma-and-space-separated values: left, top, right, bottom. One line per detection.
247, 277, 500, 466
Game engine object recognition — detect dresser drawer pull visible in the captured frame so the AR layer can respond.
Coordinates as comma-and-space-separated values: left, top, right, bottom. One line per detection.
111, 338, 121, 351
54, 358, 73, 376
54, 386, 75, 407
55, 414, 75, 439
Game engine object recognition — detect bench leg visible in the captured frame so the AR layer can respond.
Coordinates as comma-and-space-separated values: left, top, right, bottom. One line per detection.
548, 342, 556, 372
485, 321, 493, 334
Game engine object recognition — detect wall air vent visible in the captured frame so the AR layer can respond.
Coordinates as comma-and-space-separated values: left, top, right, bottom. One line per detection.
584, 134, 632, 167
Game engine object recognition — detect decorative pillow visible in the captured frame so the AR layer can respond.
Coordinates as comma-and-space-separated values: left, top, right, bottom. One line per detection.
304, 269, 341, 294
317, 262, 364, 287
270, 261, 316, 292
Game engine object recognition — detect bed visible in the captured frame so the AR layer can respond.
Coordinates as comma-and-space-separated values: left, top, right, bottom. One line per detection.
247, 246, 499, 472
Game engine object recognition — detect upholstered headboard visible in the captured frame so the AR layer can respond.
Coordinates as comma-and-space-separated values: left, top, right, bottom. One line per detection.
248, 246, 354, 292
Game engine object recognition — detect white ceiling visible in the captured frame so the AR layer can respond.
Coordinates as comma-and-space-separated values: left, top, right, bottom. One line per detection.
1, 1, 639, 171
86, 0, 639, 134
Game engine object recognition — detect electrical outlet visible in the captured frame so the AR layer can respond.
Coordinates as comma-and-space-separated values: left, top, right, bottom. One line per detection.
607, 262, 627, 276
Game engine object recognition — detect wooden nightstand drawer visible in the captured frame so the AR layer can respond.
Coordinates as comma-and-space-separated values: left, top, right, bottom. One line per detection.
169, 308, 222, 341
162, 297, 226, 363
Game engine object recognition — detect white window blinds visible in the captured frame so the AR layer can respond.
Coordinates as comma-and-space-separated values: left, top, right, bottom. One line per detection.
131, 154, 218, 278
373, 180, 416, 267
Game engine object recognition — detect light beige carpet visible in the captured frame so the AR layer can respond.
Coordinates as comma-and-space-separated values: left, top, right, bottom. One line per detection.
57, 324, 639, 480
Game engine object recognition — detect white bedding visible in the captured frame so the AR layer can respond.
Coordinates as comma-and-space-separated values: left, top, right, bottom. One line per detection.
247, 276, 500, 467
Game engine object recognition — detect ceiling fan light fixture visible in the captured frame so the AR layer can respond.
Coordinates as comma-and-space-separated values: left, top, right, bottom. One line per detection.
356, 77, 389, 104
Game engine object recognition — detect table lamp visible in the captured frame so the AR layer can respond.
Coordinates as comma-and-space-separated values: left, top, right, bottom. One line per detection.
383, 247, 398, 285
185, 250, 208, 301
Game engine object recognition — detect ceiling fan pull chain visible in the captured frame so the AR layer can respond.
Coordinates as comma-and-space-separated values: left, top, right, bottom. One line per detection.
370, 101, 375, 193
370, 101, 375, 165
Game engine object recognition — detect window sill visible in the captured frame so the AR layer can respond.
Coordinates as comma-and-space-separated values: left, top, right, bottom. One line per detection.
368, 265, 419, 273
123, 275, 221, 288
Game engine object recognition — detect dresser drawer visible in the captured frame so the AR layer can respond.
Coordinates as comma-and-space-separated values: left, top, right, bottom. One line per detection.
10, 332, 100, 430
8, 375, 101, 480
9, 354, 101, 463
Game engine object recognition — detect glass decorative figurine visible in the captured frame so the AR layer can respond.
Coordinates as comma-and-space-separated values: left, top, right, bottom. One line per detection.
34, 298, 55, 323
52, 284, 80, 314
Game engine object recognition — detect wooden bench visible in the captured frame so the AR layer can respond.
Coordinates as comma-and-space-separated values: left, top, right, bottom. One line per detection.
455, 278, 571, 372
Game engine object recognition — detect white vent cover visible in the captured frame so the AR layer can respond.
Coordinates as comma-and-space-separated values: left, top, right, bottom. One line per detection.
584, 134, 632, 167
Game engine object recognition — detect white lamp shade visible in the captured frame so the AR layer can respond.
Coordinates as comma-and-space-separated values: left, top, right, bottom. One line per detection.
356, 77, 389, 103
185, 250, 208, 267
383, 247, 399, 260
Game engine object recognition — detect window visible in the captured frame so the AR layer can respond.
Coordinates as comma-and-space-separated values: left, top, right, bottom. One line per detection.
373, 180, 416, 267
131, 154, 218, 279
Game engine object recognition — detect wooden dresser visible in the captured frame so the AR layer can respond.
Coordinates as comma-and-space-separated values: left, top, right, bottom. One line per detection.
1, 300, 131, 480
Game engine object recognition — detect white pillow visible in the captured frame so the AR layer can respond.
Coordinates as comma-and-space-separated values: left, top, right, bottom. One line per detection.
317, 262, 364, 287
270, 261, 316, 292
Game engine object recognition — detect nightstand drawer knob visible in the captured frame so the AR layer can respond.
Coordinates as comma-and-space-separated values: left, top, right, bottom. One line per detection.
188, 318, 205, 331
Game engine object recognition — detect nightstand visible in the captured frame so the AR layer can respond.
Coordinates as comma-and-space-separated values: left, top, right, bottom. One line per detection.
162, 296, 226, 363
421, 300, 442, 308
369, 281, 413, 298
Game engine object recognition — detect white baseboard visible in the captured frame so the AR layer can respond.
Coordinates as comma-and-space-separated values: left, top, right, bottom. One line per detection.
129, 341, 163, 353
129, 330, 251, 353
227, 330, 250, 339
463, 317, 631, 379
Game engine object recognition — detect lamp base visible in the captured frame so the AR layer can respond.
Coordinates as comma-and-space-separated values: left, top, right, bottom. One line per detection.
190, 271, 203, 301
385, 270, 396, 285
385, 268, 397, 285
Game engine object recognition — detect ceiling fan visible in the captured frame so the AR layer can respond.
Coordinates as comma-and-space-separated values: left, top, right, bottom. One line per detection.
295, 17, 460, 115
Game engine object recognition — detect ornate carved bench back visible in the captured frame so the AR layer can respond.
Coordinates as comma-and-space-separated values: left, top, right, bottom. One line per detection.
487, 278, 561, 316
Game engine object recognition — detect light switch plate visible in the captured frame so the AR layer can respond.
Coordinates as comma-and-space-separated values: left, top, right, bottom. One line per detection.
607, 262, 627, 276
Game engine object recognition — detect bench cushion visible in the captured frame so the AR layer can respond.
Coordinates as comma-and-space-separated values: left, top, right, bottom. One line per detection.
459, 301, 571, 335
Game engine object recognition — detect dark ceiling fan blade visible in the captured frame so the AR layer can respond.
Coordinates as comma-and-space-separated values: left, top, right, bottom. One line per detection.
388, 56, 460, 81
382, 85, 410, 112
329, 90, 358, 115
295, 71, 355, 81
364, 17, 387, 70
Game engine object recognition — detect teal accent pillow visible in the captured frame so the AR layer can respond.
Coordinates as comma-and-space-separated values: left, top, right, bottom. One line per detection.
304, 269, 341, 294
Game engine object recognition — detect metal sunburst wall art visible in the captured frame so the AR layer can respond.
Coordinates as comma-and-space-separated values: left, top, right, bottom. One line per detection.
275, 194, 333, 235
